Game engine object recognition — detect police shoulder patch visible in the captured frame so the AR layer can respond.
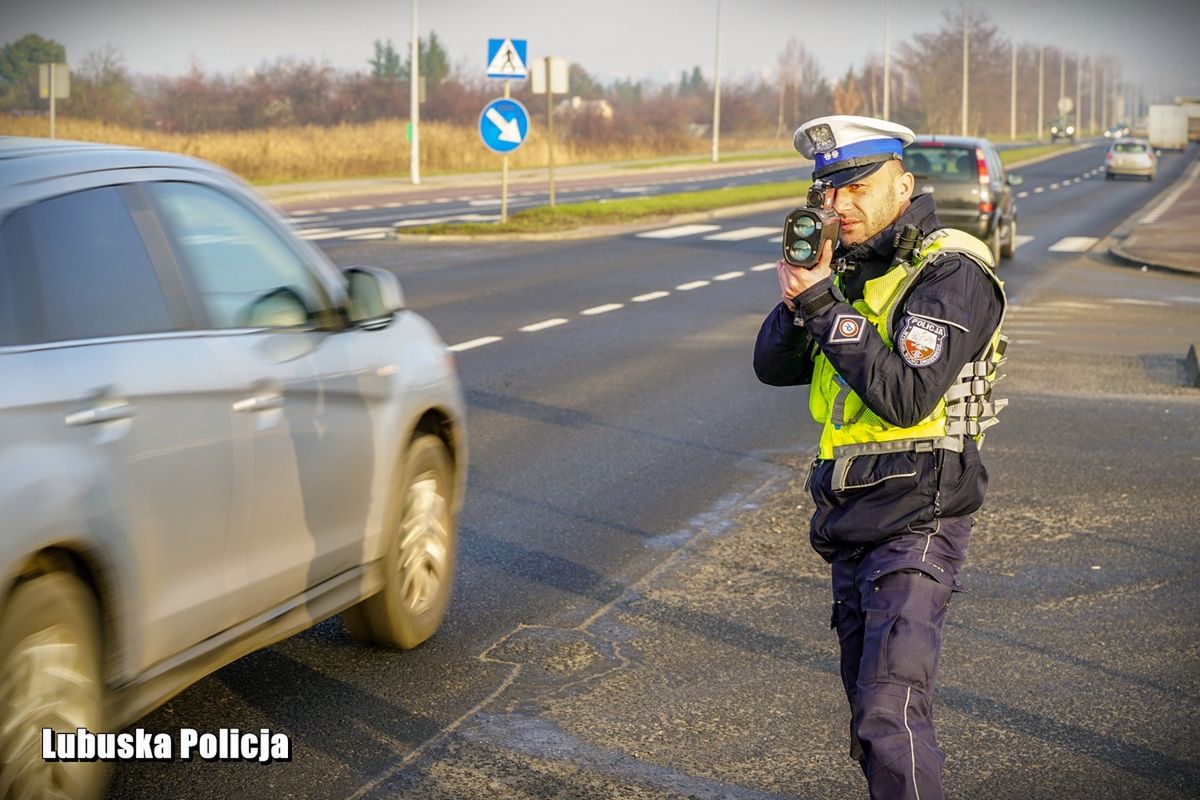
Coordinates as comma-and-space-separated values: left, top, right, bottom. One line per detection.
897, 315, 947, 367
828, 313, 867, 345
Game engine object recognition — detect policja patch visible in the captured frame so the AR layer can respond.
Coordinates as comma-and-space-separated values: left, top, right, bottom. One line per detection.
897, 315, 947, 367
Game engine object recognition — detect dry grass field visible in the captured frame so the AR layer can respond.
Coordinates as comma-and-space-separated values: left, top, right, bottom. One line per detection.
0, 115, 784, 183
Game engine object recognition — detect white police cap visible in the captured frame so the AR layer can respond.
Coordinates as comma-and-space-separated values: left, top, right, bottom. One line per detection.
793, 115, 916, 187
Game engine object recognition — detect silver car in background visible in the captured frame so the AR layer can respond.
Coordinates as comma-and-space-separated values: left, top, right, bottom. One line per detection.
0, 138, 466, 799
1105, 137, 1158, 181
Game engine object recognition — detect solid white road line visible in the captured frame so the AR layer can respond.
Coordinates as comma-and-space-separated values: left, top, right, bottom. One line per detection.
1048, 236, 1099, 253
703, 226, 778, 241
581, 303, 624, 315
713, 271, 744, 281
636, 224, 722, 239
520, 318, 569, 332
448, 336, 502, 352
632, 291, 670, 302
676, 280, 710, 291
347, 232, 390, 240
301, 226, 393, 241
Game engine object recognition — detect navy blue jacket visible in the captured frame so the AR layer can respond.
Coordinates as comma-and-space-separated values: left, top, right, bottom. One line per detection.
754, 193, 1004, 562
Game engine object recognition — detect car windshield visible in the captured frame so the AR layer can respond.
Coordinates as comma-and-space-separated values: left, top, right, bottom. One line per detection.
903, 146, 977, 182
1114, 142, 1148, 153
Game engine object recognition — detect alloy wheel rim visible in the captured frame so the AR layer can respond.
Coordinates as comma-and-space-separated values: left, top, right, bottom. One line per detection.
395, 471, 450, 615
0, 623, 98, 799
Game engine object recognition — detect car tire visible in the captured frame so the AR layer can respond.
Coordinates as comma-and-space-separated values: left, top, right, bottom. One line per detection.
987, 223, 1001, 265
1000, 216, 1017, 260
343, 433, 457, 649
0, 570, 107, 800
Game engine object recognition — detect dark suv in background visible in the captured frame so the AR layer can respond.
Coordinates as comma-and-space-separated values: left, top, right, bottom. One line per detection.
904, 135, 1022, 264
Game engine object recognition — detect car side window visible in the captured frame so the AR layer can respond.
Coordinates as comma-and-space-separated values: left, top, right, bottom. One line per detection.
150, 182, 333, 330
15, 186, 175, 343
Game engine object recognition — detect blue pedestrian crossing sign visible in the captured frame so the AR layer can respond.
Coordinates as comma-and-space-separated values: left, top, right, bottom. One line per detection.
487, 38, 527, 79
479, 98, 530, 154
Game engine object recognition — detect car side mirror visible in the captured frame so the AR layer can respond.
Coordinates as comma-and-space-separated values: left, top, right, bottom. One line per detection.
345, 266, 405, 328
1006, 174, 1024, 186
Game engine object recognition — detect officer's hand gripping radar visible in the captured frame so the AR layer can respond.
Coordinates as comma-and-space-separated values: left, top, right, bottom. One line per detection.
782, 180, 840, 269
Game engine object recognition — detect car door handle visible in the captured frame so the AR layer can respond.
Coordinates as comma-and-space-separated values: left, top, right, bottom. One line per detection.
65, 402, 137, 427
233, 392, 285, 413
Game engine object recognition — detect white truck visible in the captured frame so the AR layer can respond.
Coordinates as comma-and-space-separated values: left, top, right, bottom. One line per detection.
1148, 104, 1188, 150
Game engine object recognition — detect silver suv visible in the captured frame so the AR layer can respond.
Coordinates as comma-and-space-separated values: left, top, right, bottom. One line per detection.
0, 138, 466, 798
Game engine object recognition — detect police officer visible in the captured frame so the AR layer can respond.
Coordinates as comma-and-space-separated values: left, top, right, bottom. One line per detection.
754, 115, 1008, 799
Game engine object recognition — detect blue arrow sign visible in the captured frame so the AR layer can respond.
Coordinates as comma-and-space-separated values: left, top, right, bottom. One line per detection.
479, 98, 530, 155
487, 38, 527, 79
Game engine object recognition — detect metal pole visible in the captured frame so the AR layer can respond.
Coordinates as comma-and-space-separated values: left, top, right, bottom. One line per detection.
409, 0, 420, 184
547, 58, 555, 208
711, 0, 722, 163
1010, 20, 1017, 140
49, 63, 56, 140
1089, 57, 1096, 134
883, 0, 891, 120
1058, 48, 1065, 123
502, 80, 509, 224
1038, 46, 1044, 141
961, 3, 969, 136
1080, 53, 1089, 134
1101, 61, 1107, 129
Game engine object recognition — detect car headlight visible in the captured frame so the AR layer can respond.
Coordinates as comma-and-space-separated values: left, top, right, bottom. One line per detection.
1066, 126, 1075, 134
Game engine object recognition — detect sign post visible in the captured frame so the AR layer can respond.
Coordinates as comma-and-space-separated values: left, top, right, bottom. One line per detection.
485, 38, 528, 223
39, 63, 70, 139
530, 56, 568, 208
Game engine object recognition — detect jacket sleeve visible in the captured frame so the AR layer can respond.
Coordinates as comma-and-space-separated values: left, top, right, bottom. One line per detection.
753, 301, 817, 386
797, 255, 1002, 427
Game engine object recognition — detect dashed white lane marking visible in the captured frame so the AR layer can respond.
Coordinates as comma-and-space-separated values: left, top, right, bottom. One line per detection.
750, 262, 777, 272
448, 336, 502, 352
713, 271, 744, 281
290, 209, 320, 216
768, 235, 783, 243
632, 291, 670, 302
320, 206, 346, 213
520, 318, 569, 332
1043, 300, 1104, 309
1109, 298, 1171, 306
1017, 191, 1029, 198
1034, 187, 1046, 193
637, 224, 722, 239
382, 202, 407, 208
1011, 339, 1041, 345
1178, 297, 1200, 303
1050, 182, 1061, 189
676, 280, 710, 291
350, 204, 374, 211
1013, 235, 1035, 249
302, 226, 393, 241
581, 303, 624, 315
703, 226, 779, 241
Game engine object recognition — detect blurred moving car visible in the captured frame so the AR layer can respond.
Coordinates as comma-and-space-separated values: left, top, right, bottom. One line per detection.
1050, 116, 1077, 143
1104, 122, 1131, 139
904, 135, 1022, 264
0, 137, 467, 798
1105, 137, 1157, 180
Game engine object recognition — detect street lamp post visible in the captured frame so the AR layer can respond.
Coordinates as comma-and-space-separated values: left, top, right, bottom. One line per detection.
961, 5, 969, 136
1037, 45, 1045, 141
410, 0, 420, 185
883, 0, 891, 120
712, 0, 722, 163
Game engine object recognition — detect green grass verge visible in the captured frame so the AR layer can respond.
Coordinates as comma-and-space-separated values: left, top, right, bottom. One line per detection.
396, 142, 1072, 236
397, 179, 810, 235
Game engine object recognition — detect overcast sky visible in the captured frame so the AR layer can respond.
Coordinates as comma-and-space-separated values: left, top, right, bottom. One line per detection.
6, 0, 1199, 103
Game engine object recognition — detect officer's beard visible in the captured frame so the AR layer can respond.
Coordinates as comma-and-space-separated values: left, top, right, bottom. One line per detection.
839, 176, 909, 248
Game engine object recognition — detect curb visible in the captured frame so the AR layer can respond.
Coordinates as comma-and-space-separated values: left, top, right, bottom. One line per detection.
1106, 154, 1200, 277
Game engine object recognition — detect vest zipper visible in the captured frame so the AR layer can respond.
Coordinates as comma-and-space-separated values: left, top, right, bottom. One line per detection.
933, 448, 945, 518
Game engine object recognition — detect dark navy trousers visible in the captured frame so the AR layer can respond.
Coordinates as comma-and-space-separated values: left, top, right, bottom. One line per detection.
829, 516, 972, 800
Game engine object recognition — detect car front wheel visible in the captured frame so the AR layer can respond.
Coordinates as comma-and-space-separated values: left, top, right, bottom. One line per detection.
344, 433, 457, 649
0, 570, 107, 800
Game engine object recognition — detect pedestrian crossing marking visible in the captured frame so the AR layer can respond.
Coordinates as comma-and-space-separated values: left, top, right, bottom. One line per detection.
1048, 236, 1099, 253
703, 226, 779, 241
637, 224, 722, 239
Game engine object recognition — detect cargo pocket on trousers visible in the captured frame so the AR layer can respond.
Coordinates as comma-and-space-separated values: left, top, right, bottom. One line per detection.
881, 614, 942, 693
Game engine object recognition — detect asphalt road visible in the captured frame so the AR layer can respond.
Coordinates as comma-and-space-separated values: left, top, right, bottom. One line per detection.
107, 144, 1200, 799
